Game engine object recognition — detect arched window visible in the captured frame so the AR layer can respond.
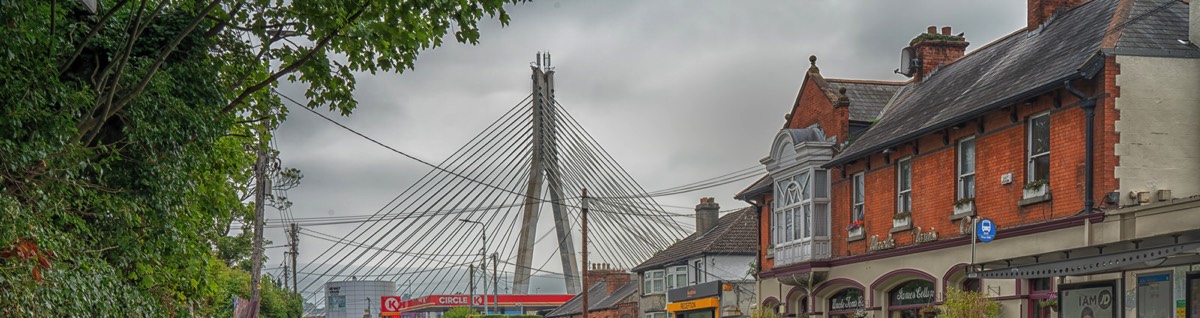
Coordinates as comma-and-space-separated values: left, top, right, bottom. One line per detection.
826, 288, 864, 318
887, 280, 935, 317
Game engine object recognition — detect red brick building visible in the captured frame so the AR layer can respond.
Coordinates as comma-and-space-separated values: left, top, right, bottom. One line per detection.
545, 264, 639, 318
737, 0, 1200, 317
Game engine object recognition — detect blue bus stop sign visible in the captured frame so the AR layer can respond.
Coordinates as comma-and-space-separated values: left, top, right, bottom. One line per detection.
977, 218, 996, 243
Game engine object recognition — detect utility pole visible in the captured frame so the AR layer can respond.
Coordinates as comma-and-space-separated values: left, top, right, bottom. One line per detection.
492, 253, 498, 311
580, 188, 590, 318
290, 223, 299, 295
469, 264, 476, 314
250, 125, 268, 315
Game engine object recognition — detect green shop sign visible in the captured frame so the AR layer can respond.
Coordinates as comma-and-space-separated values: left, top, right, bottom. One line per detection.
889, 280, 935, 306
828, 288, 865, 311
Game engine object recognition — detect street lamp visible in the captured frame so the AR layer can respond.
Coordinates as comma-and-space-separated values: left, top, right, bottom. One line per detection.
459, 219, 487, 314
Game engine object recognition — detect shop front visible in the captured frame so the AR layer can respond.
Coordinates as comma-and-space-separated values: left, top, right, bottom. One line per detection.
974, 226, 1200, 318
380, 294, 574, 318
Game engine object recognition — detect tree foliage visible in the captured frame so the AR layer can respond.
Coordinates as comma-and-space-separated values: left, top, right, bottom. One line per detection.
0, 0, 517, 315
939, 288, 1002, 318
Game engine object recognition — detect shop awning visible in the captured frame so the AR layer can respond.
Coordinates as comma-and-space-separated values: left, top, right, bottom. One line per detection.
971, 229, 1200, 279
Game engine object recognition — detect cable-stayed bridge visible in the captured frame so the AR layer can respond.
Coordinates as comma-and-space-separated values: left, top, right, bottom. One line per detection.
281, 54, 750, 310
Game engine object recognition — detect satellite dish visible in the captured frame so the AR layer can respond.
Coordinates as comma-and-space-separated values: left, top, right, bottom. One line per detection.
897, 47, 916, 77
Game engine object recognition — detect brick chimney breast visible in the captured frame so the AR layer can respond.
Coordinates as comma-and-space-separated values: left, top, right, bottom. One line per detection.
695, 197, 720, 235
1028, 0, 1089, 30
909, 26, 968, 83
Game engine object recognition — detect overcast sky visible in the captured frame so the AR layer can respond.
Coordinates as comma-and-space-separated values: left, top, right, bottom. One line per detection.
268, 0, 1027, 298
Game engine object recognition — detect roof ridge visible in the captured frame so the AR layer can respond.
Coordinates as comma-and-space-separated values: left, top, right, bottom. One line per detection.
824, 78, 908, 86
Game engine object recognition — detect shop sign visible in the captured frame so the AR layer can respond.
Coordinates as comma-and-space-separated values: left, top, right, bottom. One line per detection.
382, 296, 404, 313
889, 280, 935, 307
913, 226, 938, 244
666, 297, 720, 313
868, 234, 895, 251
1060, 281, 1116, 318
667, 281, 722, 302
828, 288, 864, 311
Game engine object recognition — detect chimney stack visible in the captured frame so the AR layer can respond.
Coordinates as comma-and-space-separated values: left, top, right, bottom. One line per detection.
695, 197, 720, 235
909, 26, 968, 82
583, 263, 630, 294
1028, 0, 1089, 30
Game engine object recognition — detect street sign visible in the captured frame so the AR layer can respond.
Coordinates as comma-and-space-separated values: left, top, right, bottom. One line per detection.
977, 218, 995, 243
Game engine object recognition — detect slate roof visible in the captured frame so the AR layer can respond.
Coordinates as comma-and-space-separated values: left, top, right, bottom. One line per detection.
827, 0, 1119, 167
825, 79, 906, 122
1111, 0, 1200, 57
631, 207, 757, 272
544, 280, 638, 318
733, 174, 771, 200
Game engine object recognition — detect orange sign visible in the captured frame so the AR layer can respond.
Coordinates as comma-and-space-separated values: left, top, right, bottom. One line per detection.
666, 297, 719, 312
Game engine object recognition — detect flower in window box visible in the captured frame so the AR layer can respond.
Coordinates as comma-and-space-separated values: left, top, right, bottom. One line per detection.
892, 211, 912, 220
953, 197, 975, 208
1023, 179, 1049, 191
846, 220, 865, 231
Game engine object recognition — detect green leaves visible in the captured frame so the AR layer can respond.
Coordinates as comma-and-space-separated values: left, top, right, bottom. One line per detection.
2, 0, 520, 315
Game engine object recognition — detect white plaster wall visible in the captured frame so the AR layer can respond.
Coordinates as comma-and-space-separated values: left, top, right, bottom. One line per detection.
1113, 55, 1200, 206
695, 255, 755, 283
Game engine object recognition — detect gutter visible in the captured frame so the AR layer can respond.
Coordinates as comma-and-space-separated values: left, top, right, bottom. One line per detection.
822, 52, 1107, 168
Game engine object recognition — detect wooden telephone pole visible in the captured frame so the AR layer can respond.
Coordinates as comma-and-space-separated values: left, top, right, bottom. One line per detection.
249, 126, 268, 314
580, 188, 589, 318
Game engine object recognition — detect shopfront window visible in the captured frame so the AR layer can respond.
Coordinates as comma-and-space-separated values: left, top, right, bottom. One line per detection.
888, 280, 935, 318
828, 288, 864, 318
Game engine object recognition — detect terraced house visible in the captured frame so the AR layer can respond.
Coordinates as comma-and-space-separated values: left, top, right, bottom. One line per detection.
737, 0, 1200, 317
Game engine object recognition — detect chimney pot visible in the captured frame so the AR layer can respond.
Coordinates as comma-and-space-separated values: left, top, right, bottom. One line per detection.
942, 26, 952, 35
927, 26, 937, 34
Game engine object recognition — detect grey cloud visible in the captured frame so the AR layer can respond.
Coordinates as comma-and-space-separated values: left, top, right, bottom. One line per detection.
271, 0, 1028, 297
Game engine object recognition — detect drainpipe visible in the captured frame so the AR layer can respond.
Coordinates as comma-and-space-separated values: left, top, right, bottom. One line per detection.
1064, 80, 1097, 212
742, 199, 762, 304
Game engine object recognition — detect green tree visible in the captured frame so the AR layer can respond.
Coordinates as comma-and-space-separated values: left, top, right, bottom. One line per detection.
444, 306, 481, 318
939, 288, 1002, 318
0, 0, 519, 316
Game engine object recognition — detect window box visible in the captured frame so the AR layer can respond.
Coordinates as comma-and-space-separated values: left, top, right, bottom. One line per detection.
1022, 179, 1049, 199
847, 221, 865, 241
952, 198, 975, 219
892, 212, 911, 231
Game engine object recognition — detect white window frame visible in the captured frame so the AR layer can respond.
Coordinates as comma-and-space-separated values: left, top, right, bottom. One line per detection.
1027, 112, 1051, 182
852, 173, 865, 222
667, 266, 687, 289
643, 270, 665, 294
957, 137, 976, 200
645, 313, 669, 318
772, 168, 830, 245
896, 158, 912, 214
